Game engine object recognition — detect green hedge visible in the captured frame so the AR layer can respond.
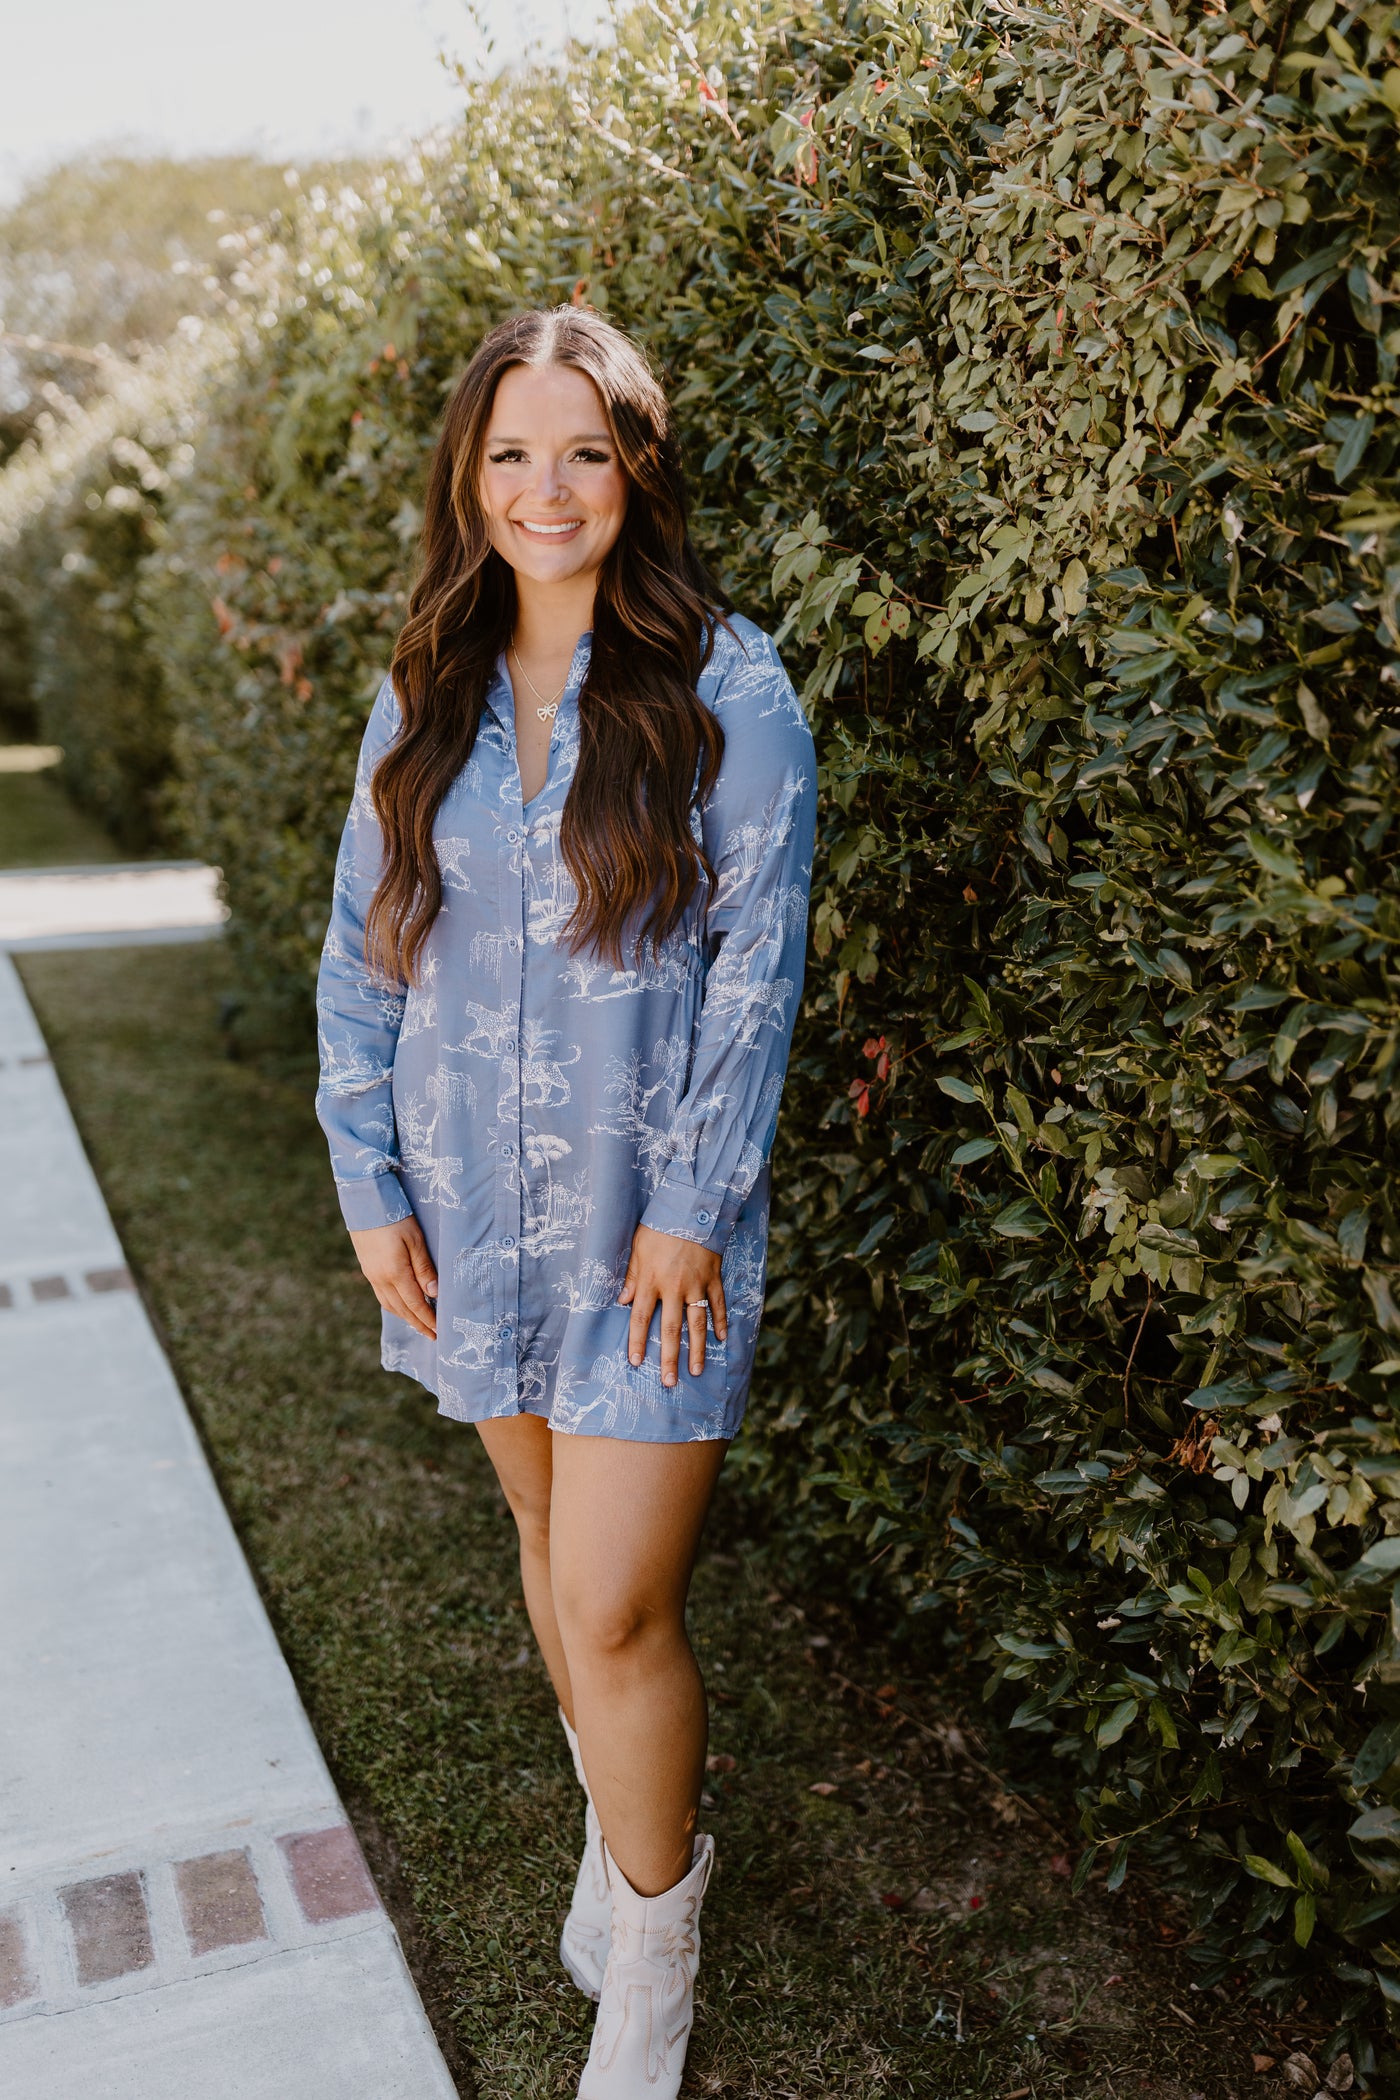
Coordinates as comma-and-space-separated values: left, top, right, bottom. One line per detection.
7, 0, 1400, 2067
0, 583, 36, 740
0, 156, 318, 837
17, 484, 174, 852
0, 414, 176, 846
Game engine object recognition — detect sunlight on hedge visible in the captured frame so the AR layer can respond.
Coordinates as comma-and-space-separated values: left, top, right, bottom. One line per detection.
3, 0, 1398, 2066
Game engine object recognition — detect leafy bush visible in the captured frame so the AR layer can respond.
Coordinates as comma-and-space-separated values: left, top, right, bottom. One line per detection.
680, 0, 1399, 2056
0, 583, 36, 740
0, 154, 298, 454
6, 0, 1400, 2064
0, 154, 351, 841
15, 480, 174, 851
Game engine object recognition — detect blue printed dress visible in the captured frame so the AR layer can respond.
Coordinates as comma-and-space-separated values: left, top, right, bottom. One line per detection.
315, 615, 816, 1442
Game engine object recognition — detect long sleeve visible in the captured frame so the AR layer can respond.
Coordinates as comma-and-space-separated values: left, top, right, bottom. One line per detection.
640, 630, 817, 1254
315, 676, 414, 1232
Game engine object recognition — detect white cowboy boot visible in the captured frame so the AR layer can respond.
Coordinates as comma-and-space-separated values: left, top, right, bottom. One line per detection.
577, 1834, 715, 2100
559, 1708, 611, 2000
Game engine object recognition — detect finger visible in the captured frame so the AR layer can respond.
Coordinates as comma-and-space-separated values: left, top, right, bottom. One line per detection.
709, 1275, 728, 1344
390, 1254, 437, 1339
628, 1278, 657, 1367
660, 1288, 684, 1389
378, 1280, 434, 1340
406, 1225, 438, 1301
617, 1248, 637, 1306
686, 1298, 707, 1377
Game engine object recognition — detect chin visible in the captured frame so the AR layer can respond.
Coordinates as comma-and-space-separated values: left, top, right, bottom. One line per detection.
493, 530, 567, 568
516, 547, 600, 584
520, 556, 582, 583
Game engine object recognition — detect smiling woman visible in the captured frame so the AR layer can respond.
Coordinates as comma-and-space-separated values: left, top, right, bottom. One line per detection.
364, 310, 730, 988
312, 306, 816, 2100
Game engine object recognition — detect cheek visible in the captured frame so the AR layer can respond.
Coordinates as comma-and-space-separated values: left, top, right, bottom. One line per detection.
598, 472, 629, 534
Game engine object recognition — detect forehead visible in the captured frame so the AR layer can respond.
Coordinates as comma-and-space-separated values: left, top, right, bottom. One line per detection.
486, 361, 609, 433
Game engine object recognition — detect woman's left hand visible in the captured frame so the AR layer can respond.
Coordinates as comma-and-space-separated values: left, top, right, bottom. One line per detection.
619, 1224, 727, 1387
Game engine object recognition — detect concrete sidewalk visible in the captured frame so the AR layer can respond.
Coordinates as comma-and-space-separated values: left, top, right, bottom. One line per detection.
0, 862, 228, 951
0, 952, 459, 2098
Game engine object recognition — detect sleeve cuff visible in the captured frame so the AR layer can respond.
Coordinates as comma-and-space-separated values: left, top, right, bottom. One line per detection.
639, 1173, 741, 1254
336, 1169, 413, 1233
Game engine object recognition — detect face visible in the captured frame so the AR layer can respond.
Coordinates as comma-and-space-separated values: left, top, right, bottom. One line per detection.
478, 361, 629, 590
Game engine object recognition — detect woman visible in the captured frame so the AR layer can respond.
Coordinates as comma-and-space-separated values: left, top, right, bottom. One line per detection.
315, 306, 815, 2098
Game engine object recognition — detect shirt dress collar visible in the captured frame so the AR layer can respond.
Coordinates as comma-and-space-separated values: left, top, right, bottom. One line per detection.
484, 631, 594, 730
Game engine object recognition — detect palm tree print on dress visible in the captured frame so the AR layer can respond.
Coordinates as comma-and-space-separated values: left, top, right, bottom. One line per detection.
590, 1035, 695, 1197
555, 1255, 630, 1316
559, 944, 695, 1004
523, 809, 578, 949
315, 618, 815, 1444
521, 1129, 592, 1259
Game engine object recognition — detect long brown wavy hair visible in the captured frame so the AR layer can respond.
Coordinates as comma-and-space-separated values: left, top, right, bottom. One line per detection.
364, 307, 728, 982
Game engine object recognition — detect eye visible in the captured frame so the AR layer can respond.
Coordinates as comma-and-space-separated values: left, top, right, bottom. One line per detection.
488, 447, 526, 464
572, 448, 612, 464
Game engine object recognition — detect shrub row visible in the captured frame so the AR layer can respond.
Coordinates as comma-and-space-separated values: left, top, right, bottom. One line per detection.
0, 160, 301, 833
5, 1, 1400, 2065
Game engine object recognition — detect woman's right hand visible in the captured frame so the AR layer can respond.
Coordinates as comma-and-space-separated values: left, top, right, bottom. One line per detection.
348, 1216, 438, 1340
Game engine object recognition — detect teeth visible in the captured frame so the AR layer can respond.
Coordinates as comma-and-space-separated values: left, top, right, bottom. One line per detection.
518, 520, 581, 535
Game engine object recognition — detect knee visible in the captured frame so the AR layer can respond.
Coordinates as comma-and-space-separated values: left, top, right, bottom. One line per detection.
556, 1586, 661, 1669
503, 1492, 551, 1563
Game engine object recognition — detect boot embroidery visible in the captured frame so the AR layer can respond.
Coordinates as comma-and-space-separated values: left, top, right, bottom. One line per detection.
579, 1836, 712, 2099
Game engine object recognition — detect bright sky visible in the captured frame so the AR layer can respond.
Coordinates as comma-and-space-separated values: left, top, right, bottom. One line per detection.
0, 0, 609, 203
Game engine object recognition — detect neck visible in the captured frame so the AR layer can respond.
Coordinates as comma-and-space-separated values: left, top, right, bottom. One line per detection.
512, 568, 597, 666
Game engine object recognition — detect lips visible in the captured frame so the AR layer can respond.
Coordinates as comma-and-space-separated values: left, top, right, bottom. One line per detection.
515, 518, 583, 537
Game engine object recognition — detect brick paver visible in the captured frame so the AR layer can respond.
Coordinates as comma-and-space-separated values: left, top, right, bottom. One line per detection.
278, 1828, 380, 1927
85, 1265, 134, 1294
0, 1915, 36, 2012
62, 1874, 154, 1987
174, 1850, 268, 1958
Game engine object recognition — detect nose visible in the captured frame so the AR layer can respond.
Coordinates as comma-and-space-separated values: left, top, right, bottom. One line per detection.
532, 454, 568, 504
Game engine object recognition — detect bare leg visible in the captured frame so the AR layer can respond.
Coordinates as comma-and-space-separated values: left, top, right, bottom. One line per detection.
549, 1433, 727, 1897
474, 1414, 574, 1723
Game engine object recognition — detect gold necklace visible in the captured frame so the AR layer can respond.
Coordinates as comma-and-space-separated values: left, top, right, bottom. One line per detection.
510, 644, 568, 721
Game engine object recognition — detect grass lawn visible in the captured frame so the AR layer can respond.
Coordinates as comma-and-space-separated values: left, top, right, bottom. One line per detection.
0, 744, 128, 867
18, 938, 1293, 2099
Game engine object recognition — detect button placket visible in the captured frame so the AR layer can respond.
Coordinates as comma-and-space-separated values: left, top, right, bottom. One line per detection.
495, 721, 528, 1408
489, 652, 579, 1414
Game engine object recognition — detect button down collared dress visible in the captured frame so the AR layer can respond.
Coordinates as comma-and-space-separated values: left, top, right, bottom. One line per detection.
315, 615, 816, 1442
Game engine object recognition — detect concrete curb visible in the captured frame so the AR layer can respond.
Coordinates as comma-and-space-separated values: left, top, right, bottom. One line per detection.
0, 953, 459, 2098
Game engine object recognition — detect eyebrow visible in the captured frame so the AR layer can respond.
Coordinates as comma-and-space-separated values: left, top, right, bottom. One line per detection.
485, 432, 615, 445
